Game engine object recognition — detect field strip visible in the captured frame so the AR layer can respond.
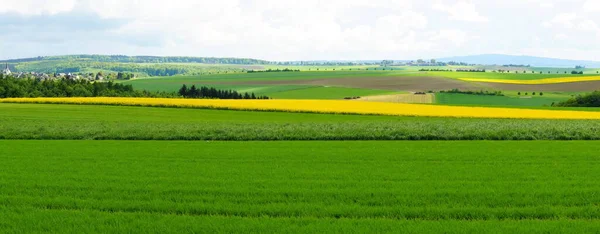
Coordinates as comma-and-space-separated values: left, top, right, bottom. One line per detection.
459, 76, 600, 84
4, 203, 600, 221
3, 97, 600, 119
357, 93, 434, 104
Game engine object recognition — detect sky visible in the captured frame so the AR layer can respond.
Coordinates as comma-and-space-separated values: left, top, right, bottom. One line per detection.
1, 0, 600, 61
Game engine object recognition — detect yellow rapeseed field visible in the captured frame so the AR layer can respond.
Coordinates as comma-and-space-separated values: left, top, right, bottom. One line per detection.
2, 97, 600, 119
459, 76, 600, 84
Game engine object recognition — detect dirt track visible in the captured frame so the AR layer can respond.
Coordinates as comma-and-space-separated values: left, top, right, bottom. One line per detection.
214, 76, 600, 92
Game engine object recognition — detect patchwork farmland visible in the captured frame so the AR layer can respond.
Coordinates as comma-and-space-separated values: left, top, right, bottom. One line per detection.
2, 57, 600, 233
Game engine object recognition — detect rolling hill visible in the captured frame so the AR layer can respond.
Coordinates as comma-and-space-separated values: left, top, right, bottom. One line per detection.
437, 54, 600, 68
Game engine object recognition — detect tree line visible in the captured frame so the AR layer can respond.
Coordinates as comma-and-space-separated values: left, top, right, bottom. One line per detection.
554, 91, 600, 107
456, 69, 486, 72
419, 69, 453, 72
0, 74, 175, 98
247, 68, 300, 73
0, 74, 271, 100
439, 89, 504, 96
178, 85, 269, 99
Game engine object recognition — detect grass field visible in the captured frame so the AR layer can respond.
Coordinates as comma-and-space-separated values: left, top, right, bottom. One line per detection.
435, 93, 569, 107
1, 140, 600, 233
3, 103, 600, 140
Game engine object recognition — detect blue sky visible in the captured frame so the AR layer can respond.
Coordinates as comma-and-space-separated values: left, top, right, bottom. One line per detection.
1, 0, 600, 61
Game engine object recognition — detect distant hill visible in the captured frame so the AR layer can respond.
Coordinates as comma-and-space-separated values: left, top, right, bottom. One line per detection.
0, 55, 270, 76
436, 54, 600, 68
0, 55, 270, 65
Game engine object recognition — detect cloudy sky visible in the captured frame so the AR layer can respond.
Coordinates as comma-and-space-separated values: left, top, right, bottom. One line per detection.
1, 0, 600, 61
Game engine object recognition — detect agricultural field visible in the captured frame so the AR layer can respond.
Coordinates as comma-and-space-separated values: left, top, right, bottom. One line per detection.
2, 140, 600, 233
268, 86, 396, 99
4, 61, 600, 233
121, 68, 600, 107
3, 103, 600, 140
6, 97, 600, 119
357, 93, 433, 104
435, 93, 572, 107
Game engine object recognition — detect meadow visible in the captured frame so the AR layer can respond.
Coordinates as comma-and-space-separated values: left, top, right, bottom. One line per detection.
1, 140, 600, 233
3, 103, 600, 140
435, 93, 570, 107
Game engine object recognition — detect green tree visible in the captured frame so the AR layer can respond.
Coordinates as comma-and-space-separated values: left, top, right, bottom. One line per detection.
178, 84, 188, 97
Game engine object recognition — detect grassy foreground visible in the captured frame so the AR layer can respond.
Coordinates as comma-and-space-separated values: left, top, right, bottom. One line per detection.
3, 103, 600, 140
1, 140, 599, 233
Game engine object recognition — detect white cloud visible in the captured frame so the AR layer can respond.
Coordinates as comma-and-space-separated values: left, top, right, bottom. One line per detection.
542, 22, 552, 28
540, 2, 554, 8
555, 33, 569, 40
433, 1, 488, 23
548, 13, 579, 28
4, 0, 600, 61
577, 20, 599, 32
75, 0, 438, 60
583, 0, 600, 12
544, 13, 599, 33
0, 0, 77, 15
431, 29, 468, 46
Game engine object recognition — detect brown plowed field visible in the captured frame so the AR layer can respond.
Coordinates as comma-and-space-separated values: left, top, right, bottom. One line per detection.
213, 76, 600, 92
357, 93, 435, 104
219, 76, 483, 91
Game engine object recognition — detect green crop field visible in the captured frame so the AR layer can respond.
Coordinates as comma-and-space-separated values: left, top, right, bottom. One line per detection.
435, 93, 570, 107
268, 86, 396, 99
1, 140, 599, 233
3, 103, 600, 140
